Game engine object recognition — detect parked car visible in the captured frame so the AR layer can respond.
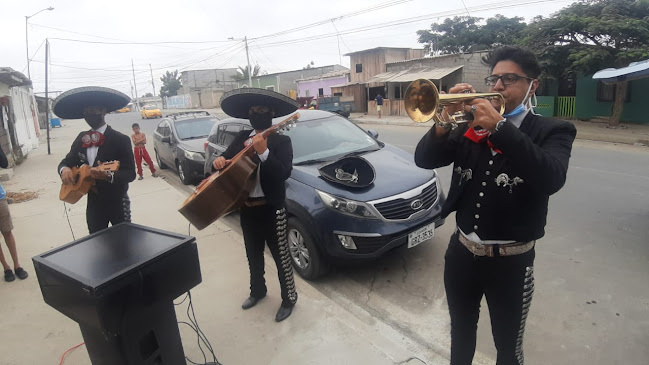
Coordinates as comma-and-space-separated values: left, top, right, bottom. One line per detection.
141, 104, 162, 119
203, 110, 445, 279
116, 105, 131, 113
153, 111, 218, 184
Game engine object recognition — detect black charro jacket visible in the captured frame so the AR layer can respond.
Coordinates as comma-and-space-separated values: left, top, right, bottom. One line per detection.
58, 125, 136, 199
415, 112, 576, 242
220, 130, 293, 208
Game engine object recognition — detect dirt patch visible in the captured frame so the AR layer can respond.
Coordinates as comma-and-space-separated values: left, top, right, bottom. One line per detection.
6, 191, 39, 204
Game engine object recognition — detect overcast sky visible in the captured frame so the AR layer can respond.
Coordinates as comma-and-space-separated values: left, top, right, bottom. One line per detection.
3, 0, 578, 97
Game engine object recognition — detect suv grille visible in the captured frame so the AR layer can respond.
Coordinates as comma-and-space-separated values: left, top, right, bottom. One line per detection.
373, 182, 437, 220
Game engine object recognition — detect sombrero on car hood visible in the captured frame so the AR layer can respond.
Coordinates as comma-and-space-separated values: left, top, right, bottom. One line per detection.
220, 87, 299, 119
53, 86, 130, 119
318, 156, 376, 189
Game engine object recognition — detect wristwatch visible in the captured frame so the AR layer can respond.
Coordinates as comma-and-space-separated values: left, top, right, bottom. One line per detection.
106, 171, 115, 184
494, 119, 507, 132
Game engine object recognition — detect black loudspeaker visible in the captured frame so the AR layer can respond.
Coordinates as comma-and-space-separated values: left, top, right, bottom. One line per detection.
33, 222, 202, 364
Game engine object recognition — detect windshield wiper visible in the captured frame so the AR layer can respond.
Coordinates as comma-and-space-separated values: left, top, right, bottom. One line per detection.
294, 158, 332, 166
342, 148, 380, 158
182, 135, 208, 140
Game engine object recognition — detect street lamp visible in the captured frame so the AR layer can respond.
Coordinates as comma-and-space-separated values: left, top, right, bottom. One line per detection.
25, 6, 54, 80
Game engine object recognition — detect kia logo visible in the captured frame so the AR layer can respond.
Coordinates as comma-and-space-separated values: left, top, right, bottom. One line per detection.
411, 199, 423, 210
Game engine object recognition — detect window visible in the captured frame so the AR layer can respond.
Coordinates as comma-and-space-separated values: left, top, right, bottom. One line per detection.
217, 124, 243, 147
333, 92, 343, 97
305, 90, 310, 97
394, 86, 401, 100
355, 64, 362, 73
155, 122, 166, 135
318, 88, 324, 96
157, 122, 171, 137
596, 81, 631, 102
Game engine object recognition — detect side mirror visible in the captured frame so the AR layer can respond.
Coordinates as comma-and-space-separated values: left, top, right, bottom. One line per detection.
367, 129, 379, 139
162, 136, 171, 143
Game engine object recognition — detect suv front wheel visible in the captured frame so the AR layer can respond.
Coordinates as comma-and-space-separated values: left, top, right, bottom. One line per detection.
287, 217, 328, 280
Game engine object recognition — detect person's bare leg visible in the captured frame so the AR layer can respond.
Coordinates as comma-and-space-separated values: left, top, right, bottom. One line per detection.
1, 231, 20, 269
0, 245, 10, 271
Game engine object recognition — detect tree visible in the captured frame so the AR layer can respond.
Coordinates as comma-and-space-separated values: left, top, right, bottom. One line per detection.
230, 64, 262, 81
417, 15, 526, 55
521, 0, 649, 125
159, 70, 182, 97
144, 92, 153, 97
304, 61, 315, 69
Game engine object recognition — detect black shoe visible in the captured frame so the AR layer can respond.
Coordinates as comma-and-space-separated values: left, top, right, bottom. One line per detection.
14, 267, 28, 280
241, 296, 265, 310
275, 305, 293, 322
4, 269, 15, 282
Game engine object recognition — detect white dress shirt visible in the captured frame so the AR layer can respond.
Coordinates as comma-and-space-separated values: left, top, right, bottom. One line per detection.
87, 124, 108, 167
248, 130, 269, 198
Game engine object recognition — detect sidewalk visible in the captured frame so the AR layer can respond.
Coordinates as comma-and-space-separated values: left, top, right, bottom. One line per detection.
0, 120, 444, 364
348, 113, 649, 146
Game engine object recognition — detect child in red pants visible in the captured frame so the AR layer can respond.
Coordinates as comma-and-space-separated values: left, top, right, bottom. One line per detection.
131, 123, 157, 180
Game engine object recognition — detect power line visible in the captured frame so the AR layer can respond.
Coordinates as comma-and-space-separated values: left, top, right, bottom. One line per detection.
250, 0, 414, 41
255, 0, 565, 49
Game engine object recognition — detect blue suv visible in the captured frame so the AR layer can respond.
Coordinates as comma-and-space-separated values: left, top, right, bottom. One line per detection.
204, 110, 445, 279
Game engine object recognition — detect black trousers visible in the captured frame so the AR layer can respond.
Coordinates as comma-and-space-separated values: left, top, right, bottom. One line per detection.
86, 192, 132, 234
239, 204, 297, 307
444, 232, 535, 365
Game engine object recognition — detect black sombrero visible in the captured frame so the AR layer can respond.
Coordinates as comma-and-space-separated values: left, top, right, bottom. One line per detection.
53, 86, 130, 119
220, 88, 299, 119
318, 156, 376, 189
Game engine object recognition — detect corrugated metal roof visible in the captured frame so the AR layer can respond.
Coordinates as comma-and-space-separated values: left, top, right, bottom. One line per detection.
296, 70, 350, 82
0, 67, 31, 87
365, 65, 463, 83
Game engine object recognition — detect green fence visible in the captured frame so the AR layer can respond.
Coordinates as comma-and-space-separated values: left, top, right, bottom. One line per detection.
556, 97, 576, 118
535, 96, 556, 117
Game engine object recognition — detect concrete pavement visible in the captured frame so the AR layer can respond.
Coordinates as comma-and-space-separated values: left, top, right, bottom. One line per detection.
0, 119, 445, 365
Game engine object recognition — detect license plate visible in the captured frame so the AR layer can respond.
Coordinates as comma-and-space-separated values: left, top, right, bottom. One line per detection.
408, 223, 435, 248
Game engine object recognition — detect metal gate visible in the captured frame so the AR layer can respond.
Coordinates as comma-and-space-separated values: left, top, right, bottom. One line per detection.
556, 96, 576, 118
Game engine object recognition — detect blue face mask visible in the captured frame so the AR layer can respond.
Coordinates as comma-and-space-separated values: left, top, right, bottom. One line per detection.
503, 103, 527, 118
502, 79, 535, 118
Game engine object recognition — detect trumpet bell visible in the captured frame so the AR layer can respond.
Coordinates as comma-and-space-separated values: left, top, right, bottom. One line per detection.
404, 79, 439, 123
403, 78, 504, 126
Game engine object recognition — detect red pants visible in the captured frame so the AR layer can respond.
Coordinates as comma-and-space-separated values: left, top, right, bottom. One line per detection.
134, 147, 155, 176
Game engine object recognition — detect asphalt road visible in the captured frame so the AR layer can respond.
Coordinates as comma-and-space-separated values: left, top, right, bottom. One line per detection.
106, 112, 649, 364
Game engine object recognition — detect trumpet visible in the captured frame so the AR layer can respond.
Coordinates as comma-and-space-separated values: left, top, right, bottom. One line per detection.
404, 79, 504, 128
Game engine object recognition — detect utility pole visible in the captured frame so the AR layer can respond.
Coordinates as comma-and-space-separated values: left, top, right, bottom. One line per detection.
131, 59, 139, 111
25, 7, 54, 80
149, 64, 157, 107
130, 82, 134, 100
245, 36, 252, 88
45, 39, 51, 155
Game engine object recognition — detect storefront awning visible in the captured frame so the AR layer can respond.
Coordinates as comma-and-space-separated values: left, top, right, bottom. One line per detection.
593, 59, 649, 84
365, 65, 463, 84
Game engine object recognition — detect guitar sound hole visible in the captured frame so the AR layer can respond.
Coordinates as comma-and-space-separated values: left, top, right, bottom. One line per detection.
74, 174, 80, 184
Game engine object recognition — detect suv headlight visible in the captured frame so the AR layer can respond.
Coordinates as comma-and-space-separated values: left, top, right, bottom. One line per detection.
316, 190, 378, 219
183, 149, 204, 161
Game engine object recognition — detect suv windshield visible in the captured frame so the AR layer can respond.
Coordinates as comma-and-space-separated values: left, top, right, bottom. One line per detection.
283, 116, 380, 164
175, 118, 218, 140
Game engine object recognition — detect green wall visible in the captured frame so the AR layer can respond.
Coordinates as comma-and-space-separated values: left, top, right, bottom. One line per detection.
575, 76, 649, 124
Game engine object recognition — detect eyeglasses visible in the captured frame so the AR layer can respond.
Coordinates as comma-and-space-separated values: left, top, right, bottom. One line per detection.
484, 73, 534, 86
